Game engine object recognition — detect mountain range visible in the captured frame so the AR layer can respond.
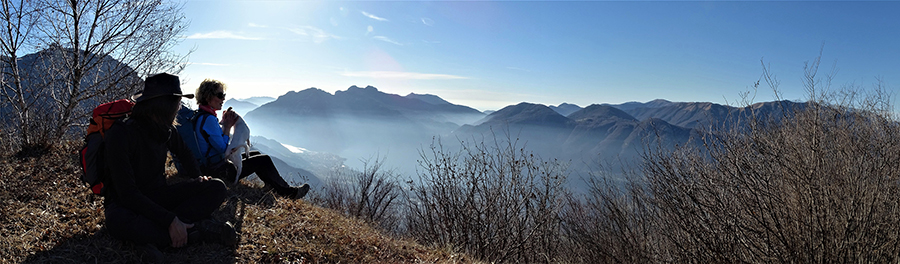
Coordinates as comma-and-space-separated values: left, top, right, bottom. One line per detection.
242, 85, 485, 172
0, 47, 141, 135
234, 85, 807, 185
223, 96, 276, 116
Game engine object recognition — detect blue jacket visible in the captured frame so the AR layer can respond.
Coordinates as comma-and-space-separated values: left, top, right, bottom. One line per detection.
195, 107, 229, 164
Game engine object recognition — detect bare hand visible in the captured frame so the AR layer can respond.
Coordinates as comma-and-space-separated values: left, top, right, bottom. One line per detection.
220, 108, 239, 129
169, 216, 195, 248
197, 176, 212, 182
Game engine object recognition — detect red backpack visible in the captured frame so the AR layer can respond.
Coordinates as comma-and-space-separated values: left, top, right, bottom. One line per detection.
79, 99, 135, 195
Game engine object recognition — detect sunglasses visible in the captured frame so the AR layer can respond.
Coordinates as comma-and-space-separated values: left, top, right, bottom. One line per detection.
215, 92, 226, 100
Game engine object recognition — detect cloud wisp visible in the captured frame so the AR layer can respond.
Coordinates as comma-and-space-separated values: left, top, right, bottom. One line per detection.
421, 18, 434, 26
341, 71, 469, 80
242, 23, 340, 43
286, 26, 341, 43
361, 11, 388, 21
373, 36, 402, 46
186, 31, 261, 40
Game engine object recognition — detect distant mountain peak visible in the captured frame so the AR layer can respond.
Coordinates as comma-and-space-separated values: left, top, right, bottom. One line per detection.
224, 98, 257, 107
242, 96, 277, 106
550, 102, 582, 116
569, 104, 637, 122
604, 99, 675, 112
274, 88, 331, 106
346, 85, 378, 91
339, 85, 384, 97
478, 102, 573, 127
291, 88, 329, 97
293, 87, 329, 94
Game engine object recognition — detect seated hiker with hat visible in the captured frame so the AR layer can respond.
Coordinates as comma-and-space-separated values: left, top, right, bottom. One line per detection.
193, 78, 310, 199
103, 73, 237, 261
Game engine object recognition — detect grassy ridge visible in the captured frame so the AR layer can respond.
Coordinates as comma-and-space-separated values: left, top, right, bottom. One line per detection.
0, 142, 471, 263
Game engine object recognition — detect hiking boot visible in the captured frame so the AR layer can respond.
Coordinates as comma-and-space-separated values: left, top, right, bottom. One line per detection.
136, 243, 165, 263
293, 184, 310, 199
190, 219, 238, 246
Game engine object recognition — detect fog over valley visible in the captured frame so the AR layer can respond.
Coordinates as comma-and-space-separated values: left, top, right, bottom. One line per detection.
225, 85, 806, 191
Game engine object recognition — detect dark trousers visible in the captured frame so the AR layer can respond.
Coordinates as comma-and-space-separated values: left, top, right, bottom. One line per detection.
209, 151, 295, 196
105, 178, 227, 247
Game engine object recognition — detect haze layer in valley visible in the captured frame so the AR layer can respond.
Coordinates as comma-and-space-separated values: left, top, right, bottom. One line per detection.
230, 85, 805, 191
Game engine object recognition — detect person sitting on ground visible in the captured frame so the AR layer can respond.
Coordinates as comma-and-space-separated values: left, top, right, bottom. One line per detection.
193, 78, 310, 198
103, 73, 237, 261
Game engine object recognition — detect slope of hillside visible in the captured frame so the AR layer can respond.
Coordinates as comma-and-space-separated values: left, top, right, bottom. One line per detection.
459, 103, 576, 155
241, 96, 276, 107
0, 142, 471, 263
249, 135, 345, 188
568, 104, 637, 123
472, 102, 574, 128
222, 99, 259, 116
457, 101, 701, 185
563, 104, 641, 158
617, 100, 807, 128
405, 93, 452, 106
623, 101, 733, 128
605, 99, 674, 112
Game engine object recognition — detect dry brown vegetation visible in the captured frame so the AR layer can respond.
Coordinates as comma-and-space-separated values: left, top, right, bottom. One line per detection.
306, 67, 900, 263
0, 141, 472, 263
565, 99, 900, 263
562, 59, 900, 263
311, 156, 403, 234
406, 135, 569, 263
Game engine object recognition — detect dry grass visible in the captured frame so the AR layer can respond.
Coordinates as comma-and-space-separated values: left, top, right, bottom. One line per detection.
1, 141, 473, 263
562, 99, 900, 263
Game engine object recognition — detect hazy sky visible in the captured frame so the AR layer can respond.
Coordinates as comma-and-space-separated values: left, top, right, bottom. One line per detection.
174, 1, 900, 111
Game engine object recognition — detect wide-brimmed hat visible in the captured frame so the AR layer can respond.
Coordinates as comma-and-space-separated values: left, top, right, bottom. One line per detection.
132, 73, 194, 102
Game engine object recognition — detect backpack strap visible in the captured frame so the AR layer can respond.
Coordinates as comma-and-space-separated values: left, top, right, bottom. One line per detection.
192, 110, 226, 167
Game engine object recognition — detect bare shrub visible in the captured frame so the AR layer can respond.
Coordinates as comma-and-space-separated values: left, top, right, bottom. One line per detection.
406, 132, 569, 263
0, 0, 43, 151
0, 0, 188, 152
566, 55, 900, 263
312, 156, 403, 233
562, 176, 662, 263
639, 96, 900, 263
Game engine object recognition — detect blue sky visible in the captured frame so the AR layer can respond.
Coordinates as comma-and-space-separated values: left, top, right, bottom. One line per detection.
175, 1, 900, 111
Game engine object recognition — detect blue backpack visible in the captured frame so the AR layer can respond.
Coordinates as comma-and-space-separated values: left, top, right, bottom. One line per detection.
175, 104, 225, 170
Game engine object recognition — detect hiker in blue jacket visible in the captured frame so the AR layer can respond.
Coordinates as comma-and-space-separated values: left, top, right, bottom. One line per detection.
103, 73, 237, 261
193, 78, 310, 199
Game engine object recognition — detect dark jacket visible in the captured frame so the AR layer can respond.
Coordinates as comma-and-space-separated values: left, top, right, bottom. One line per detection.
103, 117, 202, 228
